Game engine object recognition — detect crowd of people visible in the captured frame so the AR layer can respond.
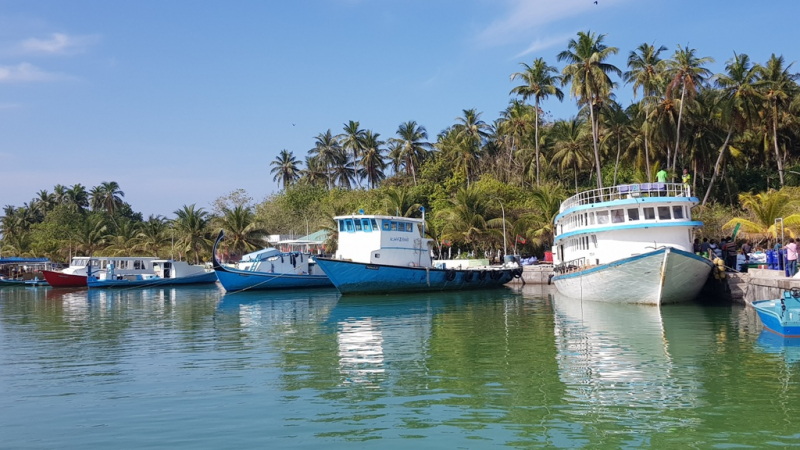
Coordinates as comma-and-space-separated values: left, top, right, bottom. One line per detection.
693, 237, 798, 276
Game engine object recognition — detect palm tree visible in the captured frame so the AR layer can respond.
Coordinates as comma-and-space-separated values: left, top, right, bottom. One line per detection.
558, 30, 621, 189
624, 42, 667, 180
89, 185, 105, 212
758, 54, 799, 187
551, 117, 591, 192
452, 109, 490, 187
510, 57, 564, 186
390, 121, 431, 186
65, 183, 89, 212
436, 185, 490, 249
514, 184, 567, 250
213, 205, 268, 259
104, 218, 140, 256
172, 204, 211, 264
299, 156, 328, 187
722, 190, 800, 244
666, 45, 714, 175
360, 130, 387, 189
136, 215, 169, 257
270, 149, 300, 190
497, 100, 534, 183
330, 148, 355, 189
703, 53, 762, 205
384, 187, 420, 217
601, 101, 631, 185
96, 181, 125, 216
308, 130, 341, 189
72, 215, 108, 256
339, 120, 366, 188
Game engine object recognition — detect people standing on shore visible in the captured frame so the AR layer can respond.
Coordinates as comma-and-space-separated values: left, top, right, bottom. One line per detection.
725, 238, 737, 271
786, 238, 797, 276
693, 238, 702, 254
701, 238, 711, 256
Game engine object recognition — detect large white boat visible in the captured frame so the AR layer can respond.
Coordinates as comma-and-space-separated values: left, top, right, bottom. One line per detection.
551, 182, 713, 305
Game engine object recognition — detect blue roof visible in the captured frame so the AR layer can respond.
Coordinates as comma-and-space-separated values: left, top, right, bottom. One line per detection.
0, 257, 50, 264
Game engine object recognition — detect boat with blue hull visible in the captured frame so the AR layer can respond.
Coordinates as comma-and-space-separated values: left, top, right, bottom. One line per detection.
87, 259, 217, 288
550, 182, 714, 305
753, 288, 800, 338
211, 231, 333, 292
314, 213, 520, 295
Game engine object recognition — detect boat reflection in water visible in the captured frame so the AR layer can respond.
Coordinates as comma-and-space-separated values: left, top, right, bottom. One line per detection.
551, 292, 706, 433
756, 330, 800, 365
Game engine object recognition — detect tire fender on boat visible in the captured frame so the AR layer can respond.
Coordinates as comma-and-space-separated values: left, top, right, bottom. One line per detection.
490, 270, 503, 280
445, 269, 456, 281
463, 271, 474, 282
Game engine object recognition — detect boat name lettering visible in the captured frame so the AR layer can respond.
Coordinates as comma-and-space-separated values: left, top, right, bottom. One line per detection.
365, 265, 380, 270
390, 237, 409, 242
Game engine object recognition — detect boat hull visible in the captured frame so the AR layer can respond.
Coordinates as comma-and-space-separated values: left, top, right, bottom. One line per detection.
87, 271, 218, 288
214, 268, 332, 292
42, 270, 87, 287
552, 248, 713, 305
753, 300, 800, 338
0, 278, 29, 287
314, 258, 518, 294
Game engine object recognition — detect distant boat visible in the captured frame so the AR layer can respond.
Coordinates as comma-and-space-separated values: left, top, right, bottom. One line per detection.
42, 256, 158, 287
211, 231, 333, 292
753, 288, 800, 338
87, 259, 217, 288
551, 182, 714, 305
24, 277, 50, 287
0, 277, 28, 287
314, 212, 520, 294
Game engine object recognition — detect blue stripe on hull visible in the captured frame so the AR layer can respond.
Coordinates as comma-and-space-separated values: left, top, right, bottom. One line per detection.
88, 271, 219, 288
314, 258, 515, 294
214, 268, 333, 292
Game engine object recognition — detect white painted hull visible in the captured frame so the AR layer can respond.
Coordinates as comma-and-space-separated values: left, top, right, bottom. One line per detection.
553, 248, 713, 305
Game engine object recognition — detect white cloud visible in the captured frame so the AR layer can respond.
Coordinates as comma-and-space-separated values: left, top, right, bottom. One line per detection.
19, 33, 98, 55
514, 33, 577, 58
476, 0, 629, 48
0, 62, 70, 83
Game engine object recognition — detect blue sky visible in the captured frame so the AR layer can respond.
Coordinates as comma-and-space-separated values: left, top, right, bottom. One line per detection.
1, 0, 798, 217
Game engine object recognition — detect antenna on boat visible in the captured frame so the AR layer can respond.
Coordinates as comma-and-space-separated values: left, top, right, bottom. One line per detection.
420, 206, 425, 239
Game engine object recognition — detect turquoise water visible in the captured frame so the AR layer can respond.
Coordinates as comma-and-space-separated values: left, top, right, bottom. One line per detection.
1, 285, 798, 449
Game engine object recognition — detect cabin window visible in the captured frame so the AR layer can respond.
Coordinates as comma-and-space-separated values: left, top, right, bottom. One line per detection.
611, 209, 625, 223
597, 211, 609, 224
589, 213, 595, 225
627, 208, 640, 221
371, 219, 379, 229
362, 219, 372, 232
643, 207, 655, 220
382, 220, 390, 231
591, 235, 598, 248
406, 223, 413, 232
391, 222, 398, 231
339, 221, 346, 231
134, 260, 142, 270
672, 206, 684, 219
345, 219, 355, 232
354, 220, 363, 231
658, 206, 671, 220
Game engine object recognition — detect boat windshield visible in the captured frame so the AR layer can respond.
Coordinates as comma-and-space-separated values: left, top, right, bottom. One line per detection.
70, 259, 88, 267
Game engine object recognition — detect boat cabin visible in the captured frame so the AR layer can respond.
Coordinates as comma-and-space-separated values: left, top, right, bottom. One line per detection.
65, 256, 158, 277
334, 214, 433, 267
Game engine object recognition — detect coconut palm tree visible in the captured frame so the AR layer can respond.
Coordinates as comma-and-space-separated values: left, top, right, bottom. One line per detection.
89, 185, 105, 212
360, 130, 387, 189
510, 57, 564, 186
339, 120, 366, 188
309, 130, 341, 189
436, 185, 490, 249
758, 54, 799, 187
136, 215, 169, 257
452, 109, 491, 187
497, 100, 534, 183
600, 100, 631, 185
703, 53, 762, 205
384, 187, 420, 217
551, 117, 591, 192
270, 149, 300, 190
514, 183, 567, 250
213, 205, 268, 259
624, 42, 667, 180
299, 156, 328, 188
390, 121, 431, 186
172, 204, 211, 264
93, 181, 125, 216
72, 215, 108, 256
330, 148, 355, 189
558, 30, 621, 189
722, 190, 800, 244
666, 45, 714, 175
104, 218, 140, 256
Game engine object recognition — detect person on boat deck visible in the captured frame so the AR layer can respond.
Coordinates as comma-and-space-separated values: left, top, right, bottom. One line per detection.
693, 238, 702, 254
700, 238, 711, 256
786, 238, 798, 276
656, 167, 668, 183
682, 169, 691, 192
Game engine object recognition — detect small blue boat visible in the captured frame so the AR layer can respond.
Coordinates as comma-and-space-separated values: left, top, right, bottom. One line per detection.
211, 231, 333, 292
314, 212, 520, 295
753, 288, 800, 338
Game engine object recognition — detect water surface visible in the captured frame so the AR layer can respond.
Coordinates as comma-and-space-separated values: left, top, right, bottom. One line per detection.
1, 284, 798, 449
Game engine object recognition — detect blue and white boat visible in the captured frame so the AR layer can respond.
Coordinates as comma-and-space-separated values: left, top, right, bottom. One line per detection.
753, 288, 800, 338
314, 212, 520, 294
87, 259, 217, 288
551, 182, 714, 305
211, 231, 333, 292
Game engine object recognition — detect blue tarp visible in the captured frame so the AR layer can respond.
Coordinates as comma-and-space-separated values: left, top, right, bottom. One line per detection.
0, 257, 50, 264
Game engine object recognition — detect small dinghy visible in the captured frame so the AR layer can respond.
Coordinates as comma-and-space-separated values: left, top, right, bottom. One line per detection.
753, 288, 800, 338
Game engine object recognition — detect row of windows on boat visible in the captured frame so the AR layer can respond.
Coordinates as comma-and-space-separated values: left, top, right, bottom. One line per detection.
339, 218, 416, 233
70, 259, 150, 270
557, 205, 689, 235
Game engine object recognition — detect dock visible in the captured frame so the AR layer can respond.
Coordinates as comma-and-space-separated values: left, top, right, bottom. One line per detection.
709, 268, 800, 305
505, 264, 553, 285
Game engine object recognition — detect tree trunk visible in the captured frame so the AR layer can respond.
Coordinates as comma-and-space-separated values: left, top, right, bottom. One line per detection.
613, 135, 621, 186
535, 99, 541, 186
702, 124, 734, 206
644, 133, 651, 182
773, 103, 785, 186
574, 162, 579, 192
672, 84, 686, 178
588, 102, 603, 189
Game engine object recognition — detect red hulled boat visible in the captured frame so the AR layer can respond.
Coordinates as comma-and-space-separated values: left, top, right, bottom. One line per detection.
41, 270, 87, 287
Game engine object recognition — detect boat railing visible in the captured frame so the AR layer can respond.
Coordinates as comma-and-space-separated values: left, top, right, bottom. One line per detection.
553, 257, 587, 274
559, 183, 691, 213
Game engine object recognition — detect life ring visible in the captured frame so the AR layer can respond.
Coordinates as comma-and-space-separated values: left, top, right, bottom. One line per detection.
490, 270, 503, 280
445, 269, 456, 281
463, 271, 474, 282
477, 270, 487, 281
